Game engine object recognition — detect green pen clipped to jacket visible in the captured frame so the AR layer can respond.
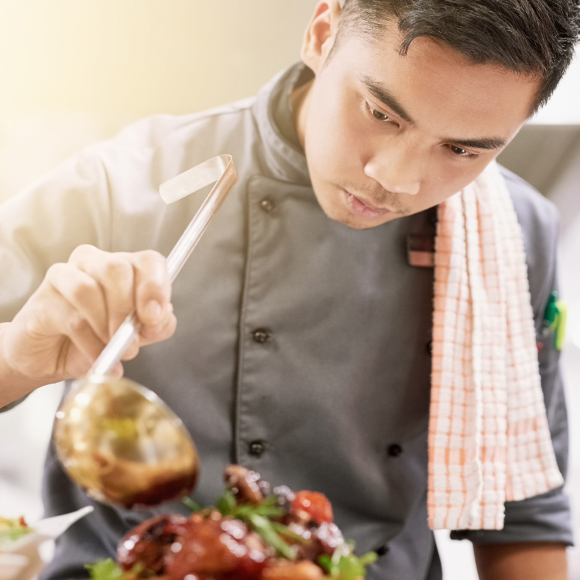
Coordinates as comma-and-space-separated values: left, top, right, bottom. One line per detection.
542, 291, 568, 351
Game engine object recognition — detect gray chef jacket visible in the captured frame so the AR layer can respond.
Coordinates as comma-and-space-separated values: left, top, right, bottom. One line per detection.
0, 63, 572, 580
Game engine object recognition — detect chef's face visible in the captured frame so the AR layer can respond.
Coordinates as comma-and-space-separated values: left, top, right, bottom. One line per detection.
295, 2, 540, 229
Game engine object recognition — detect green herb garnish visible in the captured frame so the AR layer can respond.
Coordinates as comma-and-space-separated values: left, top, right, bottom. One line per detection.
182, 497, 202, 512
319, 546, 378, 580
185, 491, 299, 560
86, 559, 143, 580
247, 514, 298, 560
0, 527, 32, 542
0, 516, 33, 542
215, 492, 297, 559
86, 559, 127, 580
217, 493, 285, 520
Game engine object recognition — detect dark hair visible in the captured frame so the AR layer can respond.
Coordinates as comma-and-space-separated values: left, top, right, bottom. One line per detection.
337, 0, 580, 111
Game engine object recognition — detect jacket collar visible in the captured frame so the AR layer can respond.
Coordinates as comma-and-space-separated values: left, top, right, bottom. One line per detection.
252, 63, 313, 186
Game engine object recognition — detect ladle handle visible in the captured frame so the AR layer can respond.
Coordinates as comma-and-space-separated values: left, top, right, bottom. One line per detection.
90, 156, 239, 378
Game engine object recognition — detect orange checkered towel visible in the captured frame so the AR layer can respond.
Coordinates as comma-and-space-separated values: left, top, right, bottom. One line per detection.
428, 162, 563, 530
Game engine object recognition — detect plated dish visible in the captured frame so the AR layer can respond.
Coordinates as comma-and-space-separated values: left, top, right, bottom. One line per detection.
88, 465, 377, 580
0, 516, 33, 550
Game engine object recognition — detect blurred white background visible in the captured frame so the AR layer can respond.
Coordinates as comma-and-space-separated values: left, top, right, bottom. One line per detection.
0, 2, 578, 579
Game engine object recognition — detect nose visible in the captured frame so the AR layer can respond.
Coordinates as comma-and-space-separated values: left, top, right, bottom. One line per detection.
363, 143, 421, 196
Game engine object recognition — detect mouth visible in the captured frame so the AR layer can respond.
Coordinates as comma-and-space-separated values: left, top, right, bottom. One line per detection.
341, 189, 395, 219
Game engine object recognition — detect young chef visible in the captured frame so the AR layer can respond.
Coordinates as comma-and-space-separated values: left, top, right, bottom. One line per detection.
1, 1, 578, 578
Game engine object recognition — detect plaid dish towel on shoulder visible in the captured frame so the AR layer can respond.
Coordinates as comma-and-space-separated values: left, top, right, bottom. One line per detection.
428, 161, 563, 530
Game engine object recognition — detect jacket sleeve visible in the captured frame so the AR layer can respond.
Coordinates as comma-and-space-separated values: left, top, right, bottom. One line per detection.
0, 148, 112, 411
451, 167, 573, 546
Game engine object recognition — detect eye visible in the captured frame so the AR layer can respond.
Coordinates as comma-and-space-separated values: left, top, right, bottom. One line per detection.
450, 145, 468, 156
449, 145, 479, 159
371, 108, 390, 122
363, 100, 397, 126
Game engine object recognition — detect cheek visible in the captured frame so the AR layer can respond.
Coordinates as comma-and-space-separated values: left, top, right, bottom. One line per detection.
428, 157, 496, 204
304, 88, 362, 179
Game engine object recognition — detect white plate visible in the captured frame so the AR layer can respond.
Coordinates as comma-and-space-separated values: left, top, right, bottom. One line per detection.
0, 507, 94, 580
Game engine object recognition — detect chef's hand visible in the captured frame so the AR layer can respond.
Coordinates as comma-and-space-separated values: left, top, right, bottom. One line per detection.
0, 245, 176, 403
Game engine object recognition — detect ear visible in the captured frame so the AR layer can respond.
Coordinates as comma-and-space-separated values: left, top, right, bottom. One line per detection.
300, 1, 343, 74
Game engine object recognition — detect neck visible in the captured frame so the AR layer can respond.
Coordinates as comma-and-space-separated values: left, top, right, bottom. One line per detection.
290, 77, 314, 151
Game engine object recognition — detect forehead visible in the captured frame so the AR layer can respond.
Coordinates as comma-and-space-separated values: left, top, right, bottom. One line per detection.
335, 22, 539, 139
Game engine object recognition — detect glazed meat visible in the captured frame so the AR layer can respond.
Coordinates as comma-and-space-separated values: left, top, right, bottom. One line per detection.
118, 514, 190, 573
165, 513, 270, 580
104, 465, 376, 580
262, 561, 325, 579
118, 512, 270, 580
224, 465, 270, 505
287, 520, 345, 562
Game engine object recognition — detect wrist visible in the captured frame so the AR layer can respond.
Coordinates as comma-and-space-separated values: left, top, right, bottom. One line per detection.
0, 322, 45, 408
474, 542, 568, 580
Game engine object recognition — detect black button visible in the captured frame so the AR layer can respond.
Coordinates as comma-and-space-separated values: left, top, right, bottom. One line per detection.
426, 341, 433, 355
259, 198, 275, 213
248, 440, 266, 457
375, 544, 390, 557
427, 206, 438, 225
388, 444, 403, 457
252, 328, 271, 343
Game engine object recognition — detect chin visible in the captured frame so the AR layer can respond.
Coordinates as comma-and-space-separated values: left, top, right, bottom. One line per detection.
334, 214, 380, 229
313, 183, 400, 230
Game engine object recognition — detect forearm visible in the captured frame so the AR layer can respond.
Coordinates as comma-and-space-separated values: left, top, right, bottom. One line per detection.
0, 322, 45, 408
474, 542, 568, 580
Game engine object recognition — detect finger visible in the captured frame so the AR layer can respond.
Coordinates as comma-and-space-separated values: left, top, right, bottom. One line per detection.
64, 311, 107, 366
131, 250, 172, 327
69, 246, 135, 339
120, 337, 140, 362
45, 263, 109, 344
139, 308, 177, 346
59, 341, 99, 380
28, 291, 107, 371
111, 362, 124, 378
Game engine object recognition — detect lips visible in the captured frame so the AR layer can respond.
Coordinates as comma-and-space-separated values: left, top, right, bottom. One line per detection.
342, 190, 393, 219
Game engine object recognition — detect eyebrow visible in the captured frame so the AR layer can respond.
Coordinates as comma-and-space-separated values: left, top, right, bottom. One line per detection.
360, 75, 416, 125
445, 136, 507, 150
359, 74, 507, 151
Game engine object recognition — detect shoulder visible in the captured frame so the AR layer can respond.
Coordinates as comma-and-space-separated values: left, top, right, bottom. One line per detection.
95, 97, 256, 160
499, 165, 560, 318
501, 165, 560, 245
112, 97, 256, 150
84, 96, 257, 190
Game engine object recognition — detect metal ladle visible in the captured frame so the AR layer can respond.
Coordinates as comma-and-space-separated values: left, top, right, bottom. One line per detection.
53, 155, 238, 510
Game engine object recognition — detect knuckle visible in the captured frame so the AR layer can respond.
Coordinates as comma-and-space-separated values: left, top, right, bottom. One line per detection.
137, 250, 168, 280
102, 257, 133, 282
139, 278, 165, 298
139, 249, 165, 265
70, 278, 98, 304
45, 262, 68, 281
69, 244, 97, 262
68, 314, 89, 334
23, 310, 45, 337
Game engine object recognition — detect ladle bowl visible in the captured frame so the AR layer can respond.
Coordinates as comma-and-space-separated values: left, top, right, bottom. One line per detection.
54, 376, 199, 509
